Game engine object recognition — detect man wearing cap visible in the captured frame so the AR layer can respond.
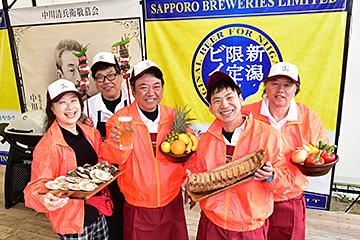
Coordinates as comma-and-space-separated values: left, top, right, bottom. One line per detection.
82, 52, 132, 240
82, 52, 133, 139
242, 62, 330, 240
102, 60, 190, 240
183, 71, 292, 239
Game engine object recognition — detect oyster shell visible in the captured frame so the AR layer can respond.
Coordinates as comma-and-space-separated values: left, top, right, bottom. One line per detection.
75, 178, 89, 183
58, 182, 70, 190
89, 177, 103, 184
54, 176, 67, 183
76, 171, 90, 179
100, 161, 110, 168
65, 176, 81, 183
67, 170, 79, 177
78, 181, 97, 191
45, 181, 59, 190
90, 169, 112, 181
108, 165, 118, 175
68, 183, 81, 191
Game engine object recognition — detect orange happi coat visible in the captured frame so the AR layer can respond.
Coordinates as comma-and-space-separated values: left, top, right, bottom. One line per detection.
189, 114, 292, 232
24, 121, 103, 234
242, 100, 330, 201
102, 102, 186, 208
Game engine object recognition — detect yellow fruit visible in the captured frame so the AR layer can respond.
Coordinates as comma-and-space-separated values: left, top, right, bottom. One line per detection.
188, 134, 198, 151
304, 143, 320, 155
170, 140, 186, 155
178, 133, 190, 145
161, 141, 171, 153
185, 134, 193, 153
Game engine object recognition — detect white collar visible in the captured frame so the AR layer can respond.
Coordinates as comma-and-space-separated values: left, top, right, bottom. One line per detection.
136, 103, 160, 133
95, 86, 131, 112
260, 96, 298, 123
223, 116, 247, 146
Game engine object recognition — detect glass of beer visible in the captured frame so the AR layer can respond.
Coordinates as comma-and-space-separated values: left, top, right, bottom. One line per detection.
118, 116, 133, 150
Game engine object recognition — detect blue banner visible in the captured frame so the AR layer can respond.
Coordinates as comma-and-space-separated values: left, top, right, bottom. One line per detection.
192, 23, 282, 105
304, 191, 330, 210
144, 0, 347, 21
0, 10, 7, 29
0, 151, 8, 165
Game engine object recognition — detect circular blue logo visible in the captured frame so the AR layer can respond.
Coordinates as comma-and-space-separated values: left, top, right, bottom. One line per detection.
192, 23, 282, 106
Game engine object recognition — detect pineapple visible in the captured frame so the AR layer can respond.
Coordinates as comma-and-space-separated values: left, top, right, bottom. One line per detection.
165, 104, 195, 144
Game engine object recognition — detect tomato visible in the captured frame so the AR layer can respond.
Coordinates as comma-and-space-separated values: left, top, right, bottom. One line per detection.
305, 153, 324, 165
320, 150, 336, 164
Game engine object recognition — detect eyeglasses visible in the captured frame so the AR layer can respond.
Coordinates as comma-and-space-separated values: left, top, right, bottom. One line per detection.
95, 73, 118, 83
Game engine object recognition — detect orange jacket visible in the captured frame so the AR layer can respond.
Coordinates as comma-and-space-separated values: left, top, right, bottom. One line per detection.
242, 100, 330, 201
24, 121, 103, 235
189, 114, 291, 232
103, 102, 186, 208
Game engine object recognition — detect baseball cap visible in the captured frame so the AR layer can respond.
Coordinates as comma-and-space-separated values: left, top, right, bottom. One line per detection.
206, 71, 241, 95
264, 62, 300, 85
91, 52, 117, 72
47, 79, 81, 103
130, 60, 163, 82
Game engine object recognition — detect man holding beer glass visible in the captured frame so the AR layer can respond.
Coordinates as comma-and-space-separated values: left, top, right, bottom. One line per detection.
102, 60, 189, 240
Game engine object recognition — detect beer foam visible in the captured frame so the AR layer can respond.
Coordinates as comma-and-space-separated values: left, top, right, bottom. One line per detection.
118, 116, 132, 122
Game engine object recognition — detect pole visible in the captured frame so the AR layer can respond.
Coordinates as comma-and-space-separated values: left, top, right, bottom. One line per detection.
2, 0, 27, 113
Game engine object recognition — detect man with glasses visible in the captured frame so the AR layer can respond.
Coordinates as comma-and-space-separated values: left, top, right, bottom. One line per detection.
82, 51, 133, 139
82, 51, 132, 240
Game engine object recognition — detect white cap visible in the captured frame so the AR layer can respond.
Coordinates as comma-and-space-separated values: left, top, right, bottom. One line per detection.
265, 62, 300, 85
91, 52, 117, 71
130, 60, 162, 82
47, 79, 81, 102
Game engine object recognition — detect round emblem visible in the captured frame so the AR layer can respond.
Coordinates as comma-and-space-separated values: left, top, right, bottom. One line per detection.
192, 23, 282, 106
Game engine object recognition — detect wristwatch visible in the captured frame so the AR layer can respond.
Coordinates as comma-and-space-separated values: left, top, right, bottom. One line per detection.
266, 172, 274, 183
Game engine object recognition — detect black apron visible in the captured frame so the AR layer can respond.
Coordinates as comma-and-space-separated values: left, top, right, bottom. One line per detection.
96, 99, 127, 140
97, 99, 127, 240
96, 111, 107, 141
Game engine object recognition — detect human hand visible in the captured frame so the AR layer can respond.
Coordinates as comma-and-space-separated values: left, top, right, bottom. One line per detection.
39, 193, 69, 211
183, 169, 196, 209
110, 122, 135, 143
82, 117, 94, 127
110, 122, 121, 142
254, 161, 274, 182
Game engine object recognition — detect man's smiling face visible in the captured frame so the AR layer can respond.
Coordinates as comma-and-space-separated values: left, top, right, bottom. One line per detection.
132, 73, 163, 112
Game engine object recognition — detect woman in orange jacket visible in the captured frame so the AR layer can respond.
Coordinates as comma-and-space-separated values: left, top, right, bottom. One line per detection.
242, 62, 330, 240
24, 79, 109, 239
102, 60, 189, 240
184, 71, 293, 239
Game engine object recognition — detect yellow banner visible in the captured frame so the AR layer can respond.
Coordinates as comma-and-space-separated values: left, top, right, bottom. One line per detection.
144, 0, 348, 209
0, 10, 21, 120
145, 6, 346, 134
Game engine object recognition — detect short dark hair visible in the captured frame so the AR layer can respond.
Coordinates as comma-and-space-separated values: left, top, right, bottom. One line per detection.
206, 80, 241, 103
45, 94, 84, 131
54, 39, 82, 72
130, 68, 164, 88
91, 56, 121, 80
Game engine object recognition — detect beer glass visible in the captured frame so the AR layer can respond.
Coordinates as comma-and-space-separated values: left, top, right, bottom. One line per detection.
118, 116, 133, 150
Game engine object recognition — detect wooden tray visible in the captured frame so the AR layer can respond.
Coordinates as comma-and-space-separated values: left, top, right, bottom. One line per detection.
189, 174, 254, 202
39, 170, 124, 200
188, 150, 266, 202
